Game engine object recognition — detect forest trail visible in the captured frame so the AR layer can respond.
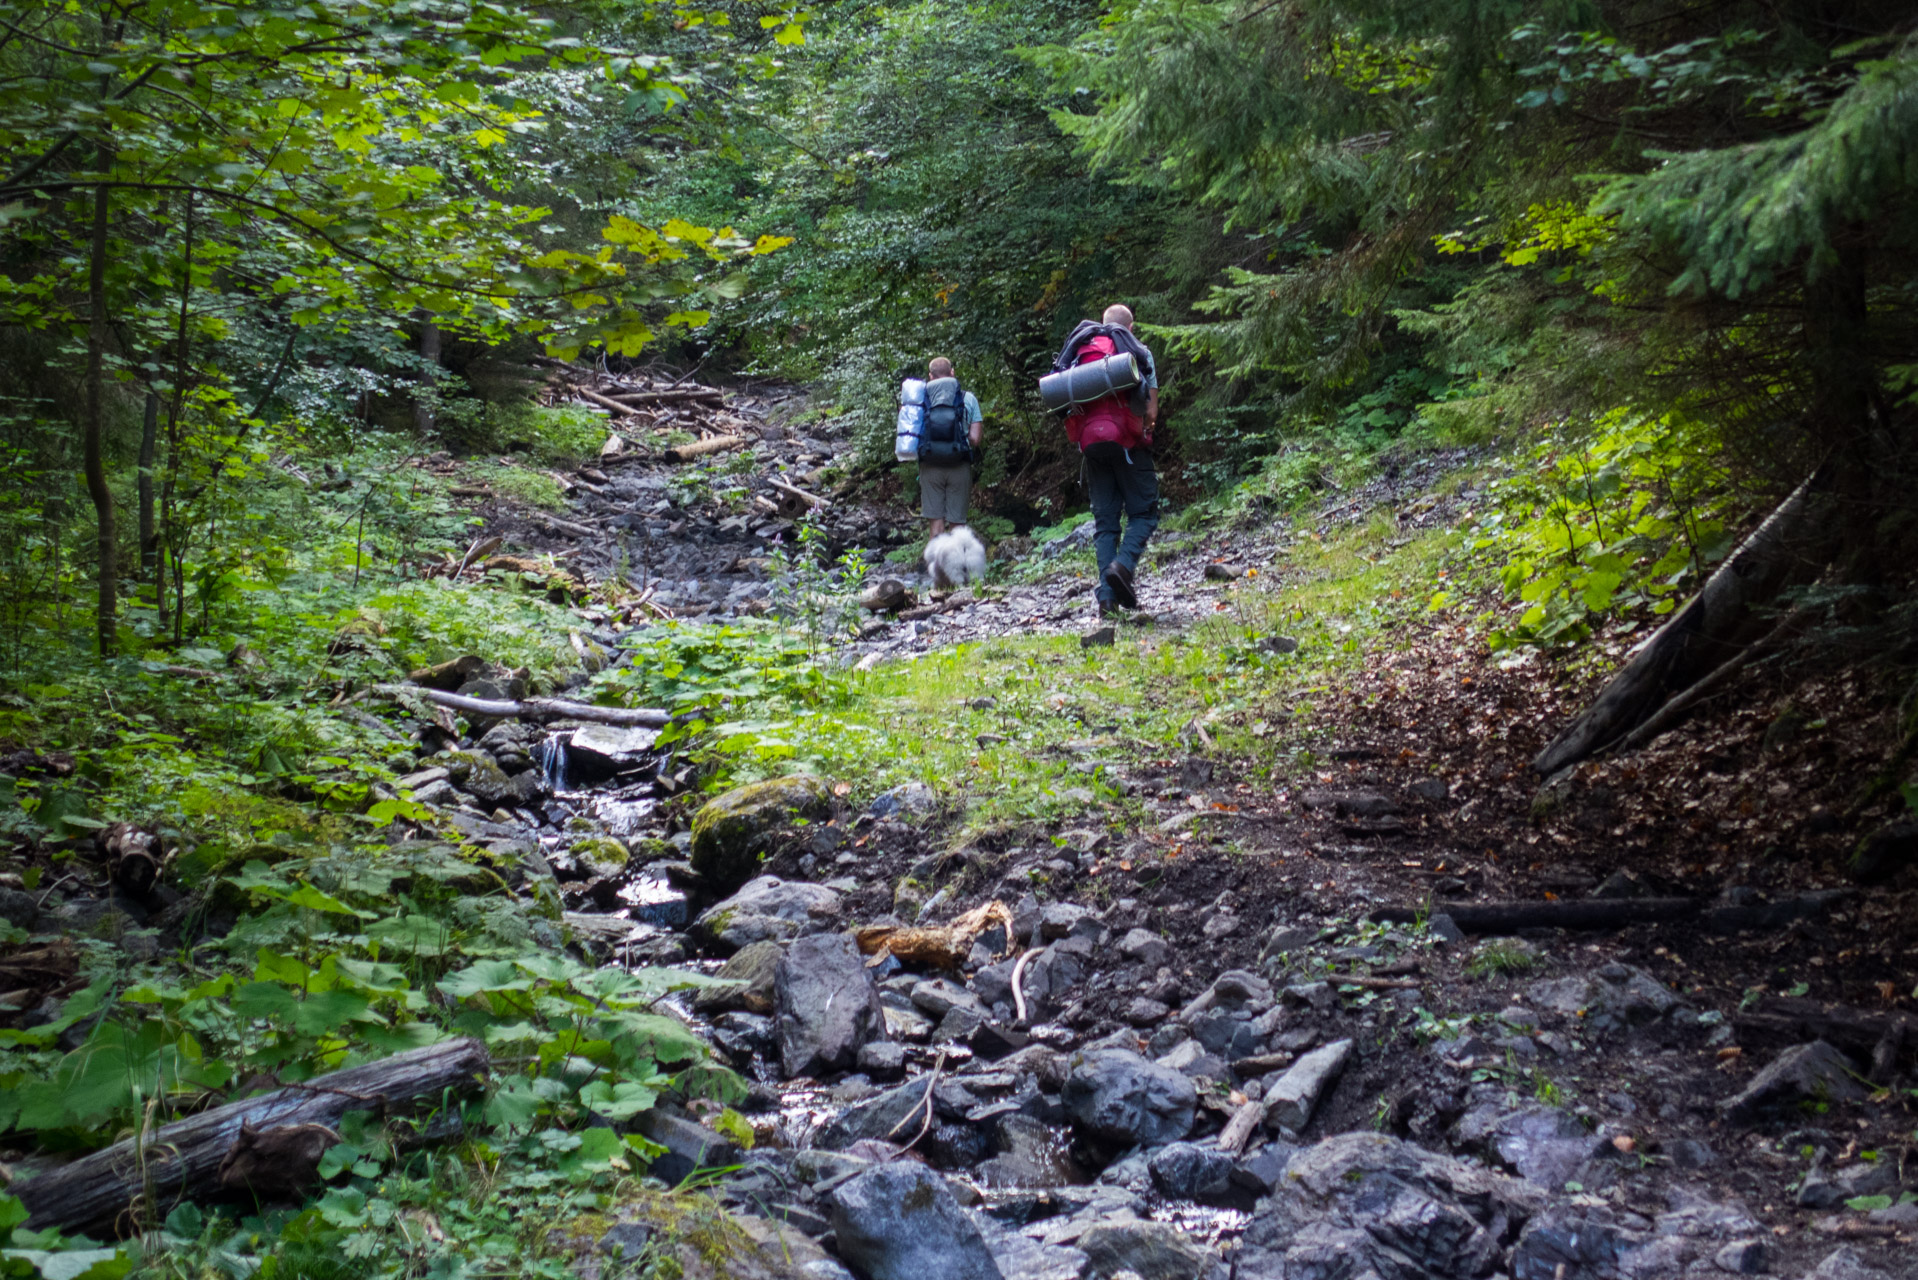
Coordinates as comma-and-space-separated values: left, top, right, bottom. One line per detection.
381, 378, 1918, 1280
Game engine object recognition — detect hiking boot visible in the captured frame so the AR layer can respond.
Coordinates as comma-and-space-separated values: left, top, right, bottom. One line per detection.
1103, 561, 1138, 610
1097, 597, 1121, 618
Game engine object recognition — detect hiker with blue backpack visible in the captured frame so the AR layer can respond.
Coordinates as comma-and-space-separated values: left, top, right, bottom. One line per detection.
1040, 305, 1160, 617
895, 357, 983, 536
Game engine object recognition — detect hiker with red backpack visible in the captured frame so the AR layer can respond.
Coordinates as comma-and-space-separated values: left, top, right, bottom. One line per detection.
1042, 305, 1160, 616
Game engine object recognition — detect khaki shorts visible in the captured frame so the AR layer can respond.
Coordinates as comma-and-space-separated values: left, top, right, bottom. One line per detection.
919, 462, 971, 524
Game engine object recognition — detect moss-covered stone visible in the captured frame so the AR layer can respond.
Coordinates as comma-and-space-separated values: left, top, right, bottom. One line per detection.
570, 835, 629, 875
689, 775, 833, 894
436, 749, 519, 807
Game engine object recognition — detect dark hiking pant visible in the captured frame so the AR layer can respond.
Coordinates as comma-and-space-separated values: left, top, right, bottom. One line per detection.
1085, 445, 1159, 603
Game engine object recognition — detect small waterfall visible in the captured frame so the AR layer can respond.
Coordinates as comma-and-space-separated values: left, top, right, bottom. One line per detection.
534, 731, 574, 795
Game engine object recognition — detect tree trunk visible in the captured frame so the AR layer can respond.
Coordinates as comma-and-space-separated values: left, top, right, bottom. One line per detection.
13, 1038, 488, 1239
137, 389, 158, 581
1533, 470, 1831, 774
81, 149, 116, 657
414, 312, 441, 436
374, 684, 670, 728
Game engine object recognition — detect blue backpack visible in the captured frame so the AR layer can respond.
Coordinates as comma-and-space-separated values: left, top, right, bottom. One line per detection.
918, 378, 972, 466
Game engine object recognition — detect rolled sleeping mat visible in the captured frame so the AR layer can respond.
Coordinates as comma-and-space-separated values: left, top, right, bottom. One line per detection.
1037, 352, 1142, 411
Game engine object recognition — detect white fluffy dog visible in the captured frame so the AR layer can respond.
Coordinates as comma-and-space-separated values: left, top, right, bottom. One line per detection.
925, 526, 987, 591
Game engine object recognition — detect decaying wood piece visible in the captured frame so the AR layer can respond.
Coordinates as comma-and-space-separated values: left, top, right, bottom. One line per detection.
662, 435, 750, 463
537, 512, 600, 540
408, 654, 485, 691
858, 579, 913, 613
376, 684, 671, 729
1732, 996, 1916, 1077
1372, 898, 1705, 932
602, 386, 723, 406
1218, 1099, 1266, 1153
767, 477, 825, 508
578, 387, 639, 417
1376, 891, 1849, 936
1535, 469, 1832, 774
855, 901, 1012, 972
15, 1038, 488, 1238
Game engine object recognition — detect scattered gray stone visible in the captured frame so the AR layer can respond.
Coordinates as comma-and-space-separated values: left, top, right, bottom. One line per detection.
1125, 998, 1171, 1027
1280, 982, 1334, 1011
1427, 913, 1466, 944
830, 1164, 1003, 1280
632, 1109, 740, 1186
1802, 1247, 1895, 1280
975, 1114, 1083, 1189
870, 782, 937, 819
566, 723, 660, 772
1062, 1048, 1197, 1148
1797, 1156, 1898, 1209
1527, 964, 1682, 1037
1238, 1133, 1544, 1280
1406, 777, 1449, 802
817, 1081, 928, 1150
1486, 1107, 1605, 1188
1720, 1041, 1869, 1121
696, 940, 784, 1015
696, 875, 842, 952
1665, 1138, 1715, 1170
1712, 1239, 1769, 1274
0, 888, 38, 930
1076, 1221, 1213, 1280
1118, 927, 1169, 970
775, 931, 888, 1078
1513, 1204, 1666, 1280
1258, 925, 1316, 958
857, 1041, 908, 1080
912, 978, 987, 1018
1263, 1038, 1351, 1134
1147, 1142, 1243, 1206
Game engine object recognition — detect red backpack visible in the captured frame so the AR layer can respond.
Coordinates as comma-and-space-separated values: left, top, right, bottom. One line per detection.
1064, 334, 1149, 452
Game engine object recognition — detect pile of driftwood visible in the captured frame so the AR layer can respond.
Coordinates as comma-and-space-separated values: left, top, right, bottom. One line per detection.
535, 364, 832, 522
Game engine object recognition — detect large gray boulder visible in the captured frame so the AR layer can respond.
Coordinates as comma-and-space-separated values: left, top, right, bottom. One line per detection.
776, 931, 888, 1078
1062, 1048, 1197, 1148
1233, 1133, 1545, 1280
695, 875, 842, 952
1077, 1221, 1215, 1280
830, 1163, 1004, 1280
1720, 1040, 1869, 1121
1526, 963, 1681, 1037
690, 775, 834, 893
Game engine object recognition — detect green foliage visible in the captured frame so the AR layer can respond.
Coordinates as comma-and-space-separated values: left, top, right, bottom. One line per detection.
1444, 410, 1733, 649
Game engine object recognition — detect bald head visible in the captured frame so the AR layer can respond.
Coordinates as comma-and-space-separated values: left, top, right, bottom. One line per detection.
928, 357, 954, 379
1102, 304, 1135, 329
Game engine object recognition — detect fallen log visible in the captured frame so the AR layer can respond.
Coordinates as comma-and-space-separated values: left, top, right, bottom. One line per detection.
578, 387, 639, 417
602, 387, 723, 406
767, 477, 826, 508
1217, 1099, 1266, 1153
1372, 898, 1704, 933
1732, 996, 1917, 1077
15, 1038, 488, 1238
1535, 468, 1832, 774
538, 512, 601, 540
662, 435, 750, 463
375, 684, 670, 729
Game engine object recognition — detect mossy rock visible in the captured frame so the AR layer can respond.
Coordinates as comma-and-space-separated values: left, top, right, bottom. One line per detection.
436, 749, 519, 807
690, 775, 833, 894
571, 836, 629, 875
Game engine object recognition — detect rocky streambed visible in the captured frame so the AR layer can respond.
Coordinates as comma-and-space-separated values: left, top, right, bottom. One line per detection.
369, 687, 1916, 1280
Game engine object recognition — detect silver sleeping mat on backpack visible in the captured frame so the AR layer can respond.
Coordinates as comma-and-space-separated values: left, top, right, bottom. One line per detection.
1038, 352, 1141, 411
